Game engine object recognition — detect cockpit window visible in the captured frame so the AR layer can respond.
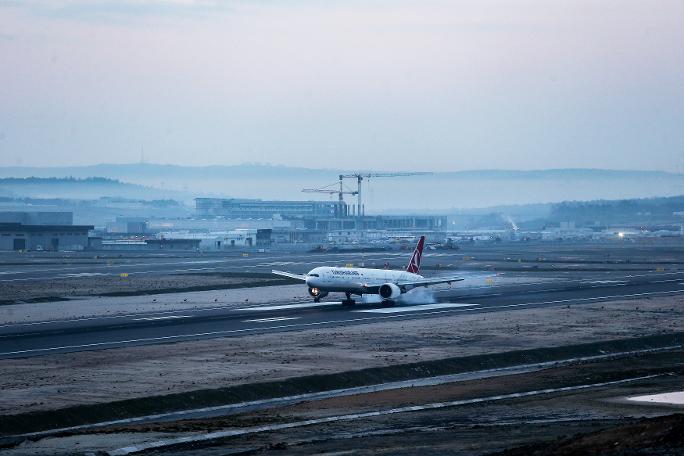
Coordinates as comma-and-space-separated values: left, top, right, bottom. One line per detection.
308, 273, 319, 277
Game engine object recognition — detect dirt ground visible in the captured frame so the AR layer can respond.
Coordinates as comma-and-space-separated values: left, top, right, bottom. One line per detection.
6, 351, 682, 456
1, 295, 683, 416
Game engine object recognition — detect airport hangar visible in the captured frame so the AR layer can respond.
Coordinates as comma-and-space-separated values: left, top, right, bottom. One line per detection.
0, 223, 94, 251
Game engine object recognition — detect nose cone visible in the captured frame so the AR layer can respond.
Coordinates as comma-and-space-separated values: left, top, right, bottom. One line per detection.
305, 267, 322, 287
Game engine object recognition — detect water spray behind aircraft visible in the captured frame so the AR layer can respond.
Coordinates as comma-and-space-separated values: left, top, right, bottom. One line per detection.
505, 215, 519, 232
398, 287, 437, 304
359, 287, 436, 305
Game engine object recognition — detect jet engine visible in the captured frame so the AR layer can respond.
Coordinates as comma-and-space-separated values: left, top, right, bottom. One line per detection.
308, 287, 328, 299
378, 283, 401, 300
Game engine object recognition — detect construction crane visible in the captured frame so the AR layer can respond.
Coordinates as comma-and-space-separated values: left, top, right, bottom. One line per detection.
339, 172, 432, 217
303, 171, 432, 219
302, 181, 358, 202
302, 181, 358, 217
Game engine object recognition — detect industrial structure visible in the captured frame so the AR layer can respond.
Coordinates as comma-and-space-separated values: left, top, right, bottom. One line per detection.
106, 217, 149, 234
0, 223, 93, 251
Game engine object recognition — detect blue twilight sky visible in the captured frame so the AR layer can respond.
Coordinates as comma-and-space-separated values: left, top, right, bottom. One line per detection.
0, 0, 682, 171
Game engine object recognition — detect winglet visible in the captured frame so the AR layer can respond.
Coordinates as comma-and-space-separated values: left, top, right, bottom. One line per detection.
406, 235, 425, 274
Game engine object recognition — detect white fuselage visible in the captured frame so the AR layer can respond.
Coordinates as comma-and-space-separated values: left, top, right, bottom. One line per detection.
305, 266, 422, 294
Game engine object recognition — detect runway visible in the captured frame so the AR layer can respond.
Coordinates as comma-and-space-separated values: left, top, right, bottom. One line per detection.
2, 242, 680, 282
0, 250, 432, 282
2, 270, 683, 359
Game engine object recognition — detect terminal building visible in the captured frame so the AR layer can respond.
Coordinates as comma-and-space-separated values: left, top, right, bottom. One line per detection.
303, 214, 447, 232
195, 198, 445, 231
158, 228, 273, 250
193, 198, 448, 247
195, 198, 347, 219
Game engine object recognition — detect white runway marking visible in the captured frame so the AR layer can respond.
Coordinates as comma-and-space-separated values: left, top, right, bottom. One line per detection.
355, 303, 478, 313
627, 391, 684, 405
0, 305, 241, 328
244, 317, 301, 323
64, 272, 107, 277
257, 261, 298, 267
586, 280, 627, 285
237, 302, 342, 311
132, 315, 192, 322
0, 267, 223, 282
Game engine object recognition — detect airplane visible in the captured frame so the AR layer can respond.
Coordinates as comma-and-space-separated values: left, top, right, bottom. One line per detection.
272, 236, 464, 306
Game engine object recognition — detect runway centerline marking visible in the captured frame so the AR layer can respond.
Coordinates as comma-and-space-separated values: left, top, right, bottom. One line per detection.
354, 303, 478, 313
236, 302, 342, 311
132, 315, 192, 322
244, 317, 301, 323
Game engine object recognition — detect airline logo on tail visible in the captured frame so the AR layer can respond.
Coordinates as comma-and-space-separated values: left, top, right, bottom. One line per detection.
406, 235, 425, 274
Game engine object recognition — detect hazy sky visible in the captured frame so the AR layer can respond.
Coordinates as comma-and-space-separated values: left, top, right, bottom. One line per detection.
1, 0, 683, 171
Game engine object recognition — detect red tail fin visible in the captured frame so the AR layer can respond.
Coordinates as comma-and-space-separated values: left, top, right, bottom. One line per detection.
406, 236, 425, 274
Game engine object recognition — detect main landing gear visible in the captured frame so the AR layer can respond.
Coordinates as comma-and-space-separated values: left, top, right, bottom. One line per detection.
342, 292, 356, 306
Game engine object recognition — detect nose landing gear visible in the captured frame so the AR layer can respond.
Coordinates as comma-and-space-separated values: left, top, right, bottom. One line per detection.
308, 287, 328, 303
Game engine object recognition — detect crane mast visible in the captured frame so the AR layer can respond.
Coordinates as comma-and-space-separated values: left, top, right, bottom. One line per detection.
337, 172, 432, 217
301, 184, 357, 218
303, 171, 431, 223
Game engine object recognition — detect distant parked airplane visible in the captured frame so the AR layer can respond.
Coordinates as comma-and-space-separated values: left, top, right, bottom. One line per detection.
273, 236, 463, 305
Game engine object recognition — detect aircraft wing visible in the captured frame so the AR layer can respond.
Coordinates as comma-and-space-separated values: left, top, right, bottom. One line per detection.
396, 276, 465, 287
272, 270, 307, 281
361, 275, 464, 294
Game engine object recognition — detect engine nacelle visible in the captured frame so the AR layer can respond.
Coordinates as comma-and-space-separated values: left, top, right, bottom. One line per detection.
378, 283, 401, 300
308, 287, 328, 299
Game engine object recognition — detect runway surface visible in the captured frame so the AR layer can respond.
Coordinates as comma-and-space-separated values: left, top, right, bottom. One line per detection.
1, 270, 683, 359
3, 242, 680, 282
0, 250, 457, 282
